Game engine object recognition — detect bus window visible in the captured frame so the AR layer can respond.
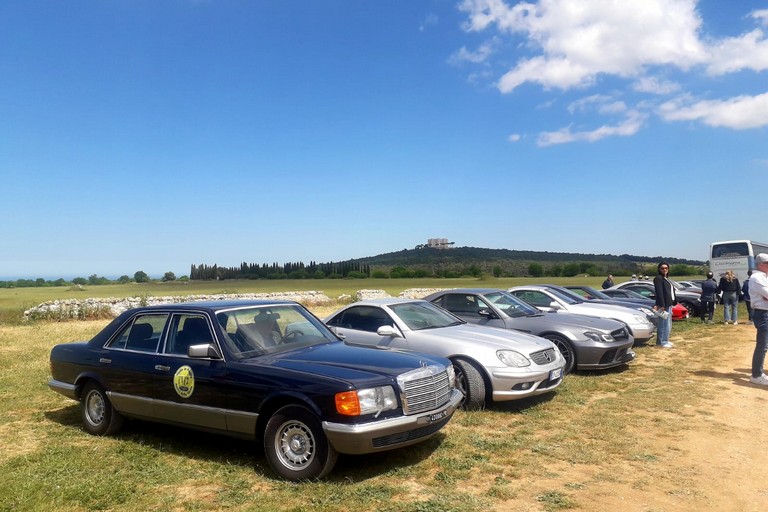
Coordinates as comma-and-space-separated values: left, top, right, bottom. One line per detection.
711, 242, 749, 259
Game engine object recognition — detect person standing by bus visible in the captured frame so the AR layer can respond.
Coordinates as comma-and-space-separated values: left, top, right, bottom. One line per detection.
748, 254, 768, 385
743, 270, 753, 324
699, 271, 717, 323
653, 262, 675, 348
717, 270, 741, 324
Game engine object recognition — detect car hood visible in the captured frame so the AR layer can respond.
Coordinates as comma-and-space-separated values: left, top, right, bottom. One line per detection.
410, 323, 555, 352
241, 341, 445, 384
526, 312, 625, 332
565, 302, 646, 318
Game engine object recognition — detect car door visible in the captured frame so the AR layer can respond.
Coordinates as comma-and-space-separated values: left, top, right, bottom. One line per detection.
152, 313, 229, 431
326, 305, 407, 349
98, 313, 169, 418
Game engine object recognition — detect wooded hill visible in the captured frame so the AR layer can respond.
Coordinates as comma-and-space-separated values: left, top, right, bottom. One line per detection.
352, 247, 703, 277
190, 247, 704, 280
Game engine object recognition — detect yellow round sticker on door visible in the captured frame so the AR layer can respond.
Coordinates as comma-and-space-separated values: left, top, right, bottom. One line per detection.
174, 365, 195, 398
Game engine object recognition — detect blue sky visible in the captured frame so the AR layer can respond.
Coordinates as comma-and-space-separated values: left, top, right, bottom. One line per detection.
2, 0, 767, 279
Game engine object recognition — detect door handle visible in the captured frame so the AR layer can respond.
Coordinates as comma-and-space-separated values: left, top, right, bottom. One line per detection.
99, 358, 111, 364
154, 365, 171, 372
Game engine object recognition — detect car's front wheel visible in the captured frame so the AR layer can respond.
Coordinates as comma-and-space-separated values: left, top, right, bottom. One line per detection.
81, 382, 124, 436
264, 405, 338, 481
453, 359, 486, 410
544, 334, 576, 374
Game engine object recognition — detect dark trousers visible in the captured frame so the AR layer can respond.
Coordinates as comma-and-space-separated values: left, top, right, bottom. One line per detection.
752, 309, 768, 378
746, 300, 753, 321
700, 300, 715, 322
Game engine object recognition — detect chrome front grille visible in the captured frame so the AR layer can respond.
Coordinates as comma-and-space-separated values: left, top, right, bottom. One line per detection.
530, 348, 557, 366
397, 365, 452, 415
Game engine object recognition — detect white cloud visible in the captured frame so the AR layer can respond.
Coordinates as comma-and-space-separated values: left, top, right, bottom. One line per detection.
567, 94, 626, 115
508, 133, 521, 142
461, 0, 707, 92
632, 76, 681, 95
659, 92, 768, 129
456, 0, 768, 142
449, 38, 499, 64
752, 9, 768, 26
420, 13, 439, 32
706, 29, 768, 75
537, 110, 647, 146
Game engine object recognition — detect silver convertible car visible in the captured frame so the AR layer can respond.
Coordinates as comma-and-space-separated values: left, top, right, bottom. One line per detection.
325, 298, 566, 410
424, 289, 636, 375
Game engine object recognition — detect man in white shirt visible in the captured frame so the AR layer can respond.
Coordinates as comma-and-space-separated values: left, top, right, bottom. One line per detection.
748, 253, 768, 385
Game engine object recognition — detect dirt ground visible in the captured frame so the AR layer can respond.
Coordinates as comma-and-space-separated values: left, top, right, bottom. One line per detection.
570, 323, 768, 512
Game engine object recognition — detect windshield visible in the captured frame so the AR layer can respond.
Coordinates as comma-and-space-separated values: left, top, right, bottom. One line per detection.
216, 304, 337, 359
484, 291, 540, 318
390, 301, 464, 330
545, 287, 582, 304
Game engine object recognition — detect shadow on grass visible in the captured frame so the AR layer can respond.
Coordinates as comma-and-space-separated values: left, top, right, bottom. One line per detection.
44, 403, 443, 483
691, 367, 768, 390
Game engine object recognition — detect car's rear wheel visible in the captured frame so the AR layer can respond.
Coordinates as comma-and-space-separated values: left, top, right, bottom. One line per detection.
453, 359, 486, 410
544, 334, 576, 374
264, 405, 338, 481
81, 382, 124, 436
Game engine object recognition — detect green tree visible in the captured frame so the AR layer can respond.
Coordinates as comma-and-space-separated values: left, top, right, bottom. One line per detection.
134, 271, 149, 283
528, 263, 544, 277
117, 275, 132, 284
162, 271, 177, 282
493, 266, 503, 278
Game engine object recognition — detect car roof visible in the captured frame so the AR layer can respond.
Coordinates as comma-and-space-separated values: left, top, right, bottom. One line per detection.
134, 299, 298, 313
428, 288, 504, 295
350, 298, 423, 306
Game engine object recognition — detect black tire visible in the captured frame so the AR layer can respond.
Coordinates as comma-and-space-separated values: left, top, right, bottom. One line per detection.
81, 382, 124, 436
544, 334, 576, 374
263, 405, 338, 481
680, 301, 697, 317
453, 359, 486, 410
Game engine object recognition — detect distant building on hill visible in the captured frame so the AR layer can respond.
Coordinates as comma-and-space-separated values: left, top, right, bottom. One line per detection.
416, 238, 455, 250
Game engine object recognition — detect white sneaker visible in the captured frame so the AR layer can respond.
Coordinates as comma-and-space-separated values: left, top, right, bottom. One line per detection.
749, 374, 768, 385
659, 343, 673, 349
734, 321, 739, 325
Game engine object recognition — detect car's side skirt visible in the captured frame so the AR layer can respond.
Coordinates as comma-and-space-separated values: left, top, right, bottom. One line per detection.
107, 391, 259, 437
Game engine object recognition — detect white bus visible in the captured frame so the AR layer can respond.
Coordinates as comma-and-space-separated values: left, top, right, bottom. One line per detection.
709, 240, 768, 283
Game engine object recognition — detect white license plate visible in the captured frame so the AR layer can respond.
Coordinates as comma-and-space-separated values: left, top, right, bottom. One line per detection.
427, 409, 448, 423
550, 368, 563, 380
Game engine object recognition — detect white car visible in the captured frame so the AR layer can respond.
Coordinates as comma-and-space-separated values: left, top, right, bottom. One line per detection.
325, 298, 566, 410
508, 285, 656, 344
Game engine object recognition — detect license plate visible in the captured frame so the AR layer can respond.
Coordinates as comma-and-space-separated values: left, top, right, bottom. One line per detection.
427, 409, 448, 423
550, 368, 563, 380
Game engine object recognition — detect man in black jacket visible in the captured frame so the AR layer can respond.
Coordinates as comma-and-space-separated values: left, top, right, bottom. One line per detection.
653, 262, 676, 348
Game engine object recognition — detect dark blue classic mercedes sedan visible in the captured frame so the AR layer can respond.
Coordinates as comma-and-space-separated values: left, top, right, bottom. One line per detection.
48, 300, 462, 481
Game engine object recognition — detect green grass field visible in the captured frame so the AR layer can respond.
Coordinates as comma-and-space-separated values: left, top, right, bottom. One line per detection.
0, 303, 744, 511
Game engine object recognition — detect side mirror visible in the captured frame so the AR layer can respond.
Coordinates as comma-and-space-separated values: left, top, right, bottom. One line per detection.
376, 325, 402, 338
477, 308, 498, 319
189, 343, 222, 359
549, 301, 562, 311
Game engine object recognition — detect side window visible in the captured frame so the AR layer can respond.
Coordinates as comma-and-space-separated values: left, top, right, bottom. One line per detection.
444, 294, 486, 317
628, 286, 653, 298
338, 306, 393, 333
108, 314, 168, 353
515, 291, 550, 308
165, 314, 214, 356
